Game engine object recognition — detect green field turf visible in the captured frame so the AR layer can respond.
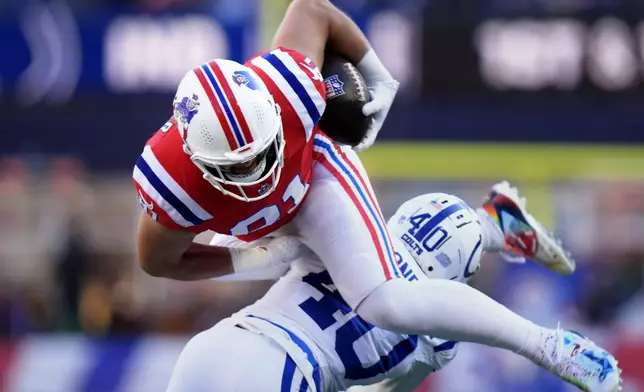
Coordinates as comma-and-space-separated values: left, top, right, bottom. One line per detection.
358, 143, 644, 181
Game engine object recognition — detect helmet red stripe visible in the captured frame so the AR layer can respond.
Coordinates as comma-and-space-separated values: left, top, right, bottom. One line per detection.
208, 61, 255, 144
193, 67, 238, 150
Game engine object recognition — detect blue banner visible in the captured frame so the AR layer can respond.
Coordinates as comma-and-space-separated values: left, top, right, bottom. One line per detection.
1, 2, 643, 171
0, 3, 418, 103
0, 4, 254, 102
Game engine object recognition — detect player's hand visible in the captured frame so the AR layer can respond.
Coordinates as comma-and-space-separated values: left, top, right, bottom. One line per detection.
230, 236, 307, 273
264, 236, 308, 266
354, 78, 400, 152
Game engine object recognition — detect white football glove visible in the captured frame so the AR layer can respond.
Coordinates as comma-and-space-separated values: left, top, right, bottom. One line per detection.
229, 236, 306, 273
353, 49, 400, 152
354, 79, 400, 152
264, 236, 308, 266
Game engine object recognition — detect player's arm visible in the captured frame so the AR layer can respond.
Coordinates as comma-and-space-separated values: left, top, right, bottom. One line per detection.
272, 0, 369, 67
273, 0, 398, 150
137, 212, 234, 280
137, 212, 301, 281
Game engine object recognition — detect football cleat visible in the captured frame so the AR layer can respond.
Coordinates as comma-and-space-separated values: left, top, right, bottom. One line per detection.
481, 181, 576, 274
546, 329, 622, 392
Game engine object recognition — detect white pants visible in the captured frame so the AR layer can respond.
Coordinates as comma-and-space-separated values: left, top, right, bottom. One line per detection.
295, 134, 401, 308
166, 320, 312, 392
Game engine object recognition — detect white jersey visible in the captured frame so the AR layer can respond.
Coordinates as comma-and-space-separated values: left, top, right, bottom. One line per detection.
230, 237, 459, 392
217, 192, 483, 392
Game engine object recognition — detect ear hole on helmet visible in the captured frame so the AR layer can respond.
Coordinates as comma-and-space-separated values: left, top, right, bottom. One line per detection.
427, 266, 434, 272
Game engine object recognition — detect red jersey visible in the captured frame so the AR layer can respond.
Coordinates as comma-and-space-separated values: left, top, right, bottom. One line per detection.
133, 47, 326, 241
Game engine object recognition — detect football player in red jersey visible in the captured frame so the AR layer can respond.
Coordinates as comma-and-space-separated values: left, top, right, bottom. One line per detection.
136, 2, 620, 392
134, 0, 400, 303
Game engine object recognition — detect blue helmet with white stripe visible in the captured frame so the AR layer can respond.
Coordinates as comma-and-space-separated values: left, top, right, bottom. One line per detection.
387, 193, 484, 283
174, 59, 284, 202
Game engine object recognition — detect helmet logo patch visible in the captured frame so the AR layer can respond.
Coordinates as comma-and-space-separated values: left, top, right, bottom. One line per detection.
174, 94, 200, 131
232, 71, 261, 91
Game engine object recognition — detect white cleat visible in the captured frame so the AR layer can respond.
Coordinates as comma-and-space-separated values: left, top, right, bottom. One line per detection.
481, 181, 576, 275
546, 329, 623, 392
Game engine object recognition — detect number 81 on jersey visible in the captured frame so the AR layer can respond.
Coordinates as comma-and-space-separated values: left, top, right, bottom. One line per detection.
230, 175, 309, 236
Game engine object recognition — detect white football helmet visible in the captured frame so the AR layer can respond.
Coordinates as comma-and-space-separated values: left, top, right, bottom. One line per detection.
173, 59, 284, 202
387, 193, 484, 283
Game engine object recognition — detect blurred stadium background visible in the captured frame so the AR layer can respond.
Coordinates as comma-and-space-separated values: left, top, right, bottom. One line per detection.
1, 0, 644, 391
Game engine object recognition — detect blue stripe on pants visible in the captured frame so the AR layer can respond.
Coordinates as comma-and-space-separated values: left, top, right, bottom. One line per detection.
249, 315, 321, 391
298, 377, 309, 392
281, 354, 297, 392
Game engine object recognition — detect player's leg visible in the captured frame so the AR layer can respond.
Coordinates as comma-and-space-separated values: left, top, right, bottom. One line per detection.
295, 134, 402, 309
166, 320, 309, 392
299, 135, 620, 392
358, 202, 621, 392
301, 137, 539, 346
302, 137, 544, 351
358, 265, 622, 392
301, 135, 542, 348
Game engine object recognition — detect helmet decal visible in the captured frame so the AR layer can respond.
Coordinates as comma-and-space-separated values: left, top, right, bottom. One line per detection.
232, 70, 262, 91
388, 193, 484, 283
174, 93, 200, 134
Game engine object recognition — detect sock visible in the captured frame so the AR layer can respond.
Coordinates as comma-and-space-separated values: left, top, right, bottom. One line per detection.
357, 278, 552, 364
476, 207, 505, 252
528, 328, 562, 370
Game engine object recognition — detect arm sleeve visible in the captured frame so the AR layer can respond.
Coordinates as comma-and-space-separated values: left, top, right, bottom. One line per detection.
246, 47, 326, 140
132, 119, 186, 230
133, 180, 184, 231
132, 127, 212, 234
276, 46, 327, 110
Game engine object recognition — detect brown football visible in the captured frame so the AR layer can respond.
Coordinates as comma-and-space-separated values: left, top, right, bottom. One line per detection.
319, 55, 372, 146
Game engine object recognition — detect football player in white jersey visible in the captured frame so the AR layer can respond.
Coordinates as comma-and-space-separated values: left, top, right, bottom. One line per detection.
166, 182, 621, 392
134, 0, 621, 390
